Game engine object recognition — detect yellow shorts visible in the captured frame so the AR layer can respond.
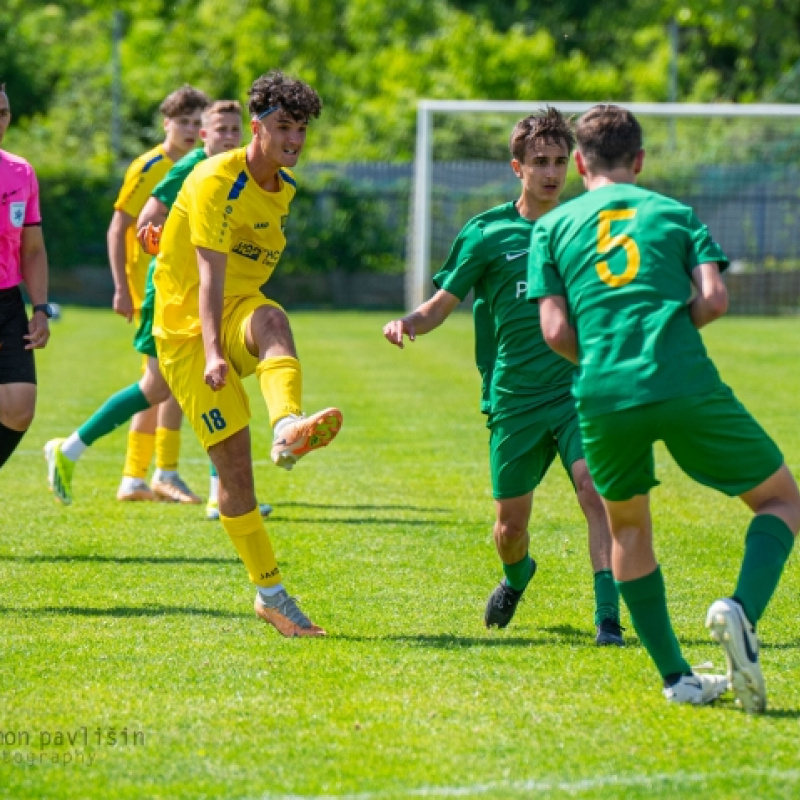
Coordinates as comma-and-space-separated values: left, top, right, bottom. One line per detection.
155, 295, 283, 450
127, 257, 149, 312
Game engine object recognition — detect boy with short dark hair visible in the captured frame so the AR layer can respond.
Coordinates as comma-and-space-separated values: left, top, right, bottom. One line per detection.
528, 103, 800, 712
384, 108, 623, 644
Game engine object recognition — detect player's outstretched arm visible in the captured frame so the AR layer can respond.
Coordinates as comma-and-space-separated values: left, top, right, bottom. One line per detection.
689, 261, 728, 329
383, 289, 460, 349
538, 295, 578, 364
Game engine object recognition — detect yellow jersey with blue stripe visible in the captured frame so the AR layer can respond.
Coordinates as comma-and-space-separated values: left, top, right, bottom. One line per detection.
114, 143, 174, 309
153, 147, 296, 340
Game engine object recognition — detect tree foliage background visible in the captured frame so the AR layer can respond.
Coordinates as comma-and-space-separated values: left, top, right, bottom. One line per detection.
2, 0, 800, 281
3, 0, 800, 170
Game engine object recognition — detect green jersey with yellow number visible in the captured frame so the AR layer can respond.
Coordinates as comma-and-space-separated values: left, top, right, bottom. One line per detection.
527, 183, 729, 418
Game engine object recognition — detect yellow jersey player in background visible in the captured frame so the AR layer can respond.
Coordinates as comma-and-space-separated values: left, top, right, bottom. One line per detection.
107, 84, 209, 503
153, 70, 343, 638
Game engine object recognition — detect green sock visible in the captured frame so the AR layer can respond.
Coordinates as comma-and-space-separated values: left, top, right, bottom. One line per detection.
77, 384, 151, 446
733, 514, 795, 626
593, 569, 620, 626
503, 554, 534, 592
617, 566, 690, 680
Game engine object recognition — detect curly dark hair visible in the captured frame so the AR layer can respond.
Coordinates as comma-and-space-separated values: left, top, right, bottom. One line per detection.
159, 84, 210, 118
247, 70, 322, 122
576, 104, 642, 170
509, 107, 575, 162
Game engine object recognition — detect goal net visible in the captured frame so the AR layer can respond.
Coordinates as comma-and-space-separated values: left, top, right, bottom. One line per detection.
408, 101, 800, 314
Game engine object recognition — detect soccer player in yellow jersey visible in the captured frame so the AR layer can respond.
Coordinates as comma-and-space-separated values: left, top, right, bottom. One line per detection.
153, 71, 343, 637
107, 84, 209, 502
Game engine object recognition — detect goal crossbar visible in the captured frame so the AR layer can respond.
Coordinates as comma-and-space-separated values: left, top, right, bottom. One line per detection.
410, 100, 800, 310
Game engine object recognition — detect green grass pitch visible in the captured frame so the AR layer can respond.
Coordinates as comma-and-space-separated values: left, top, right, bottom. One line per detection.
1, 309, 799, 799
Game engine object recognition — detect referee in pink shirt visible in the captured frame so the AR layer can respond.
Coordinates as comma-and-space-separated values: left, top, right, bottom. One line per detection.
0, 82, 52, 468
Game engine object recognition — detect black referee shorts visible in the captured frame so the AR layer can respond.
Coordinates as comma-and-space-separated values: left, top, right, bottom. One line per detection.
0, 285, 36, 385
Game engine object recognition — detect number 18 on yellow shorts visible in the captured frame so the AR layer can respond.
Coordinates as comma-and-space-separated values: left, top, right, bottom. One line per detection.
155, 296, 279, 450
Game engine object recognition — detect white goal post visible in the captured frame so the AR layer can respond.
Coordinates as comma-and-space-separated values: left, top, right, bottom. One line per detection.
409, 100, 800, 312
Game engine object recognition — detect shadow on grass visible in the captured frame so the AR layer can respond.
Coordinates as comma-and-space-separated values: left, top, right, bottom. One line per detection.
0, 605, 249, 618
335, 627, 800, 653
275, 502, 452, 513
763, 708, 800, 719
663, 636, 800, 651
275, 517, 459, 526
0, 554, 238, 565
539, 624, 596, 641
333, 633, 571, 648
543, 625, 800, 652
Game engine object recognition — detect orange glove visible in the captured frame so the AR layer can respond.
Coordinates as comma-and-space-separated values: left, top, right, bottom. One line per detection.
137, 222, 163, 256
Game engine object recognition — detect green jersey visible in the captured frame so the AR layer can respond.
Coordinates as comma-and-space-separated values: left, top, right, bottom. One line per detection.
527, 183, 729, 418
433, 201, 576, 421
152, 147, 207, 210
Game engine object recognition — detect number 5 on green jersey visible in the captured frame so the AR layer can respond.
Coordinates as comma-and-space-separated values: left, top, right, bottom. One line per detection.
596, 209, 639, 288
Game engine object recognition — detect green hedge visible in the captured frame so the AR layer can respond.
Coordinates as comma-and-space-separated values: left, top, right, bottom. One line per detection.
37, 171, 409, 275
38, 172, 115, 271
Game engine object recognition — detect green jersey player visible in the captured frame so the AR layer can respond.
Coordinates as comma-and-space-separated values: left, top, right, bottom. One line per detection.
528, 104, 800, 711
384, 108, 623, 645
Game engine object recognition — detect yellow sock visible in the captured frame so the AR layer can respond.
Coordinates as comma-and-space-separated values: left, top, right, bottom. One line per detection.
256, 356, 302, 427
221, 508, 281, 587
155, 427, 181, 471
123, 431, 155, 479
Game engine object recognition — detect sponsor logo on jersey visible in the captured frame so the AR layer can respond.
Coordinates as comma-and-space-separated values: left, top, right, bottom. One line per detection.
262, 249, 281, 265
516, 280, 528, 298
254, 221, 270, 230
232, 240, 263, 261
10, 201, 26, 228
505, 250, 529, 261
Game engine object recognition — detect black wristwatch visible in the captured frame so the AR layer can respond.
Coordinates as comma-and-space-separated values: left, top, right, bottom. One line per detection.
32, 303, 54, 319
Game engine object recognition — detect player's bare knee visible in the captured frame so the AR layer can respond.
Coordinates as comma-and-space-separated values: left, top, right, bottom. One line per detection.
495, 517, 527, 545
250, 305, 296, 356
576, 475, 604, 515
745, 465, 800, 534
0, 405, 34, 431
139, 378, 170, 406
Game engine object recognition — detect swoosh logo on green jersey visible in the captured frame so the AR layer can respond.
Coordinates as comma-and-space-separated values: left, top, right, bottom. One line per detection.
505, 251, 529, 261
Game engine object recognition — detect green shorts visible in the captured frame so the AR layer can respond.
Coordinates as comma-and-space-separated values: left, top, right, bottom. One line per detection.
133, 259, 157, 358
489, 392, 584, 500
580, 386, 784, 502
